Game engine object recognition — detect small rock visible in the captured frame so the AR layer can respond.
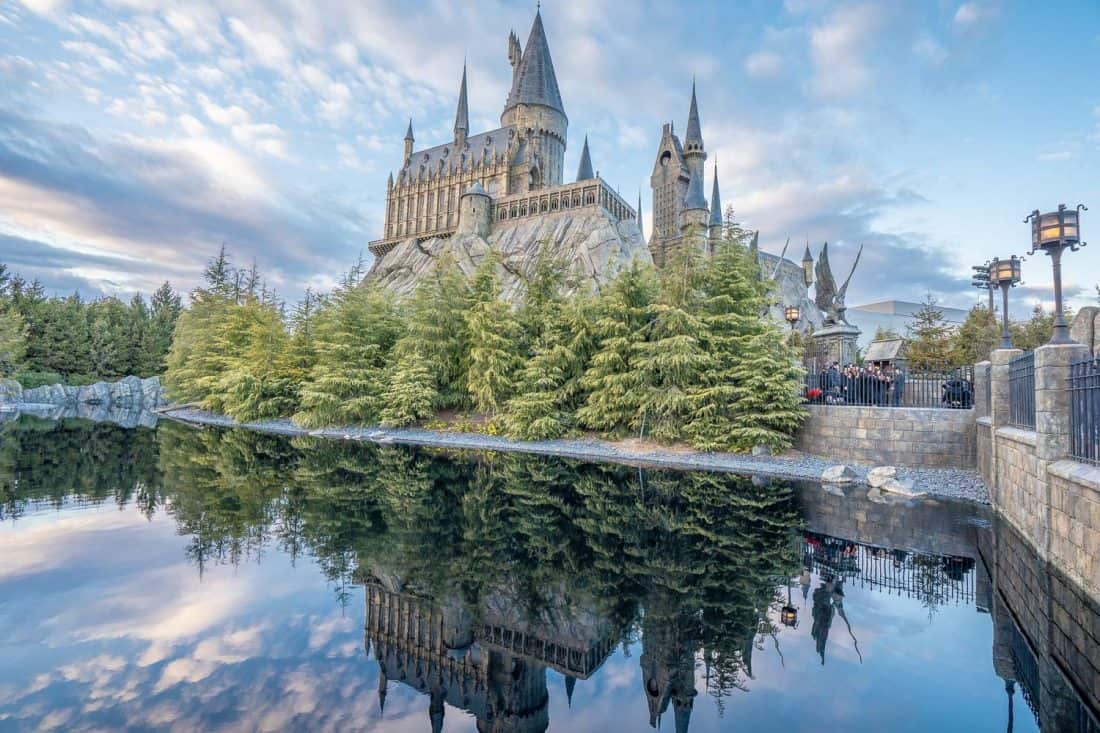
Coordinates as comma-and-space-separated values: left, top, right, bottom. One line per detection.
0, 378, 22, 402
751, 445, 772, 457
867, 466, 897, 488
880, 477, 925, 498
821, 464, 857, 483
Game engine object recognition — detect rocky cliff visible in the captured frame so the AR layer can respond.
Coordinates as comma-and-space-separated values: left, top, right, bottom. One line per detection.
365, 209, 650, 300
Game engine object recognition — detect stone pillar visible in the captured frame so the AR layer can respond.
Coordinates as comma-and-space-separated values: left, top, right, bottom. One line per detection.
989, 348, 1022, 429
1034, 343, 1089, 461
974, 360, 991, 418
812, 323, 861, 367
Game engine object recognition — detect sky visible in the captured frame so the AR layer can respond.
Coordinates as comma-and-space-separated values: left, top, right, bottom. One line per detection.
0, 0, 1098, 316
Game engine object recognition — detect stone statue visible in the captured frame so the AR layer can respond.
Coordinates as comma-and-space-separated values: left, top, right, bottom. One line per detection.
814, 241, 863, 326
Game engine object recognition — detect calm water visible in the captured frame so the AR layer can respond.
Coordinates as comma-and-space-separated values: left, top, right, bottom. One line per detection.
0, 417, 1097, 733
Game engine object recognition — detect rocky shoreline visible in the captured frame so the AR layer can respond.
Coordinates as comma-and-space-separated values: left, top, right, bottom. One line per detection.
0, 376, 165, 428
161, 406, 991, 504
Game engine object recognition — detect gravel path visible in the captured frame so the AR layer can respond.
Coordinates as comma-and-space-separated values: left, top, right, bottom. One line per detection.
161, 407, 991, 504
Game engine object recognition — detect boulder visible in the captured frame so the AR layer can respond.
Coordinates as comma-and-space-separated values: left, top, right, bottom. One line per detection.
821, 464, 857, 483
867, 466, 898, 489
751, 445, 773, 457
0, 378, 22, 402
880, 477, 926, 498
1069, 306, 1099, 356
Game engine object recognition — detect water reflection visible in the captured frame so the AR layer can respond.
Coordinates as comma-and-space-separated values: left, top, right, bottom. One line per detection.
0, 416, 1097, 732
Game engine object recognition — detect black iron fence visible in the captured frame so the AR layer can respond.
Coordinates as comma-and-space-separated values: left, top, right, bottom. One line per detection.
1069, 355, 1100, 466
803, 364, 974, 409
1009, 352, 1036, 429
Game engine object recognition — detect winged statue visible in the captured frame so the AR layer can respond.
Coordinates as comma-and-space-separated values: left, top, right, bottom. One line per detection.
814, 241, 863, 326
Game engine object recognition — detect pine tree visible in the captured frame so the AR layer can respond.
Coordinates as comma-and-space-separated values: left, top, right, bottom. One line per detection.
464, 256, 522, 414
380, 282, 445, 427
948, 305, 999, 366
294, 276, 402, 428
906, 294, 953, 370
218, 296, 298, 421
165, 252, 238, 404
635, 241, 713, 442
576, 259, 657, 435
504, 298, 595, 439
0, 305, 26, 377
141, 282, 182, 375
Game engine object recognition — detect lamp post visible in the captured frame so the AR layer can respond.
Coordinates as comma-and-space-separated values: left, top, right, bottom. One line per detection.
971, 262, 994, 312
784, 305, 801, 331
1024, 204, 1088, 345
990, 256, 1022, 349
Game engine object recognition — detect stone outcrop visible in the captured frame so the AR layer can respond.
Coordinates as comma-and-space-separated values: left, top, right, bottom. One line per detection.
366, 208, 650, 301
16, 376, 164, 411
821, 464, 857, 483
1069, 306, 1099, 355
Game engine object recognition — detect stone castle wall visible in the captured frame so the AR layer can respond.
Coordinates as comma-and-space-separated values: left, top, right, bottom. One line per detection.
794, 404, 976, 469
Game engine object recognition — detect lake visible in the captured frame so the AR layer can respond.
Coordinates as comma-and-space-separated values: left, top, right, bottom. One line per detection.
0, 416, 1097, 732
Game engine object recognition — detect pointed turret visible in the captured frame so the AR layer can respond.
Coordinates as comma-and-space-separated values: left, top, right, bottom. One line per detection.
454, 62, 469, 148
378, 667, 388, 714
403, 118, 414, 164
637, 190, 645, 239
503, 8, 566, 118
565, 675, 576, 707
682, 80, 706, 184
802, 241, 814, 288
576, 134, 593, 181
708, 160, 722, 227
683, 167, 707, 212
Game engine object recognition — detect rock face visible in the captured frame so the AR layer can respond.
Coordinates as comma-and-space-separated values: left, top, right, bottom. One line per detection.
1069, 306, 1100, 356
17, 376, 164, 412
365, 209, 650, 301
867, 466, 898, 488
0, 379, 22, 402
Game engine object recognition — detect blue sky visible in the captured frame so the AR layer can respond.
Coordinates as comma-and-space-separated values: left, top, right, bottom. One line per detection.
0, 0, 1098, 315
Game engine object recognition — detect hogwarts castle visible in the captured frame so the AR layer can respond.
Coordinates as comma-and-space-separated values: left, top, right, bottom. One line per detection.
366, 8, 646, 299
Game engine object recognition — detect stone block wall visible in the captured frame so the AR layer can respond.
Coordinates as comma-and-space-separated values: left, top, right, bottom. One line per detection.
1047, 460, 1100, 594
977, 418, 993, 486
993, 427, 1048, 552
794, 404, 976, 468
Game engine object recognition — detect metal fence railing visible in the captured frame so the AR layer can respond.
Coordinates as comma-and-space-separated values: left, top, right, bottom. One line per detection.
1069, 355, 1100, 466
802, 364, 974, 409
1009, 352, 1036, 430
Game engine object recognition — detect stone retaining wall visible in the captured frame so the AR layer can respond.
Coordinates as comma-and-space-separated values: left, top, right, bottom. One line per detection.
794, 404, 976, 468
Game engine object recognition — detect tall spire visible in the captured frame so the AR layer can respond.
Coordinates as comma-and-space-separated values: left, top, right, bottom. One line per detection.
576, 134, 593, 181
683, 166, 707, 211
565, 675, 576, 707
503, 7, 566, 117
637, 189, 644, 238
709, 159, 722, 226
454, 62, 469, 140
404, 118, 414, 141
685, 78, 703, 150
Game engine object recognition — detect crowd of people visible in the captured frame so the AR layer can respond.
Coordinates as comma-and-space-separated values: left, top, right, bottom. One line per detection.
806, 362, 906, 406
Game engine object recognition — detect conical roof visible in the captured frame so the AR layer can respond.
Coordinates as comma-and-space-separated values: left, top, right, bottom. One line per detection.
637, 190, 644, 237
709, 160, 722, 225
454, 63, 469, 135
683, 167, 707, 211
463, 181, 489, 197
504, 9, 566, 118
576, 134, 593, 181
685, 80, 702, 149
404, 119, 414, 141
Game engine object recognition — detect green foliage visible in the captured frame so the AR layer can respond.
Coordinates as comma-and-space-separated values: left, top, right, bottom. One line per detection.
294, 270, 402, 428
949, 305, 999, 365
464, 256, 522, 413
0, 305, 27, 377
905, 294, 953, 369
873, 325, 902, 341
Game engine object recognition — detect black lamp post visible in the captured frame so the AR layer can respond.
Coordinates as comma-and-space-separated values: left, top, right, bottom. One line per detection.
1024, 204, 1087, 345
971, 262, 994, 312
990, 256, 1022, 349
784, 305, 801, 331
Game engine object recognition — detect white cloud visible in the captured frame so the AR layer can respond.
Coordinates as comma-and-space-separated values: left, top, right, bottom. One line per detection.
231, 122, 288, 158
953, 2, 996, 29
745, 51, 784, 79
809, 3, 883, 99
913, 35, 947, 65
228, 16, 292, 71
198, 94, 251, 127
179, 114, 206, 137
17, 0, 68, 17
333, 41, 358, 68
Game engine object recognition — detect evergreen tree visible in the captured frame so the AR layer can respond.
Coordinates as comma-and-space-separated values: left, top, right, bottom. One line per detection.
141, 282, 182, 375
464, 256, 522, 414
0, 305, 26, 377
576, 259, 657, 435
380, 282, 445, 427
218, 296, 298, 421
906, 294, 954, 369
294, 275, 402, 428
505, 297, 595, 439
165, 252, 238, 404
949, 305, 999, 365
635, 241, 713, 442
125, 294, 149, 375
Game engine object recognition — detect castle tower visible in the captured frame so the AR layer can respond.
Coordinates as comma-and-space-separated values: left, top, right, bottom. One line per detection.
576, 134, 594, 181
501, 8, 568, 193
637, 190, 644, 239
403, 119, 414, 165
457, 181, 491, 238
454, 63, 469, 151
682, 81, 706, 184
708, 160, 723, 248
648, 122, 690, 268
679, 165, 710, 250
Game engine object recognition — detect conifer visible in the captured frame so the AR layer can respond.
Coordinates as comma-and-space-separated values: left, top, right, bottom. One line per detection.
464, 256, 522, 414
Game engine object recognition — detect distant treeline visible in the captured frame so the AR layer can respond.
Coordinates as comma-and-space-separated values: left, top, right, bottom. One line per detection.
165, 227, 807, 453
0, 265, 181, 387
